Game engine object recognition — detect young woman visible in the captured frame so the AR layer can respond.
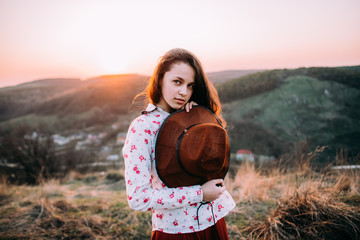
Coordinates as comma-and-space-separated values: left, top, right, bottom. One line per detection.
122, 48, 235, 239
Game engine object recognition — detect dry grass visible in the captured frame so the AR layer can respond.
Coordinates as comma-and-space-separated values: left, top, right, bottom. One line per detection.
0, 146, 359, 239
225, 143, 360, 239
225, 161, 282, 203
0, 170, 149, 239
246, 189, 360, 240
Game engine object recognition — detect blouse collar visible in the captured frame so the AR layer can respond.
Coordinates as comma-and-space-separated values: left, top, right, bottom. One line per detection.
141, 104, 169, 115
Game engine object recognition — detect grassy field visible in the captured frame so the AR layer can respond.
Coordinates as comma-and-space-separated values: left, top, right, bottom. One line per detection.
1, 151, 359, 239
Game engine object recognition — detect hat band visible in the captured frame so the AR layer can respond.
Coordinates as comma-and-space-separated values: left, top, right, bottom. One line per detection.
176, 123, 203, 178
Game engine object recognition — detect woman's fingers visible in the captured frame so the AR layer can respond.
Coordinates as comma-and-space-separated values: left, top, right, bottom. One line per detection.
201, 179, 226, 202
184, 101, 198, 112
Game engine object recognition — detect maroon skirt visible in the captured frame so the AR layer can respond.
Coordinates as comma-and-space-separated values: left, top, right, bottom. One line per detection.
151, 218, 229, 240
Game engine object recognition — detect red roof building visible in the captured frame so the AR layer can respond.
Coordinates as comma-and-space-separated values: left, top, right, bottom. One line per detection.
236, 149, 255, 162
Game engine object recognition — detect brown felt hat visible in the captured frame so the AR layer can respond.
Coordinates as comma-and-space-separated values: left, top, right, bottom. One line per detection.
155, 105, 230, 188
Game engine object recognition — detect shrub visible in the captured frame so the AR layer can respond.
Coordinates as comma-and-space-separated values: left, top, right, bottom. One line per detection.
0, 125, 93, 184
105, 171, 124, 182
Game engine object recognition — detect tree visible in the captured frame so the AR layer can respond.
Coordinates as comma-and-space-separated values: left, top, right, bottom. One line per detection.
0, 125, 63, 184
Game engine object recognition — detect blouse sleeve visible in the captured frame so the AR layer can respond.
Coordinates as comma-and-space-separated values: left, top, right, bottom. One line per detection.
122, 117, 203, 212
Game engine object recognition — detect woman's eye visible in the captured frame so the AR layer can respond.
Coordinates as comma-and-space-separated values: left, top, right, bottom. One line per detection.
173, 80, 181, 84
188, 84, 195, 89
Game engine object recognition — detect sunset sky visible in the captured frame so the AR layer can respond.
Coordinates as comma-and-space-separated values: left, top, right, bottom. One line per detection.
0, 0, 359, 87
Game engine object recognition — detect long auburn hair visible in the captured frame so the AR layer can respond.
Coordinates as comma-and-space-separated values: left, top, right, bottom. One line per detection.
138, 48, 226, 126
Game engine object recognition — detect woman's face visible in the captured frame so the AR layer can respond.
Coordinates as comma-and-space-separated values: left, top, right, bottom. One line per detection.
157, 62, 195, 113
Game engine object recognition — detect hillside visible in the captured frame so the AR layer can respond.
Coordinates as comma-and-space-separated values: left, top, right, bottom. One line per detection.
0, 78, 82, 121
0, 71, 252, 131
216, 66, 360, 103
220, 67, 360, 164
207, 69, 263, 84
32, 74, 148, 115
0, 74, 148, 131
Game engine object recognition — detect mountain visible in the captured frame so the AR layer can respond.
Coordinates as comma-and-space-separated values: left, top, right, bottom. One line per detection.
0, 78, 82, 121
32, 74, 148, 115
219, 66, 360, 164
0, 71, 254, 127
0, 74, 148, 130
0, 66, 359, 164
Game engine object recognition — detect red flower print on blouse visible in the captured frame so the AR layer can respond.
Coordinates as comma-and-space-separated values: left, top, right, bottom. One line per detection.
156, 213, 164, 219
144, 129, 151, 135
130, 145, 137, 152
197, 190, 201, 195
124, 154, 128, 159
152, 121, 160, 125
157, 198, 163, 205
189, 226, 195, 232
208, 216, 212, 222
169, 193, 174, 199
144, 198, 150, 203
155, 114, 160, 117
133, 166, 140, 174
178, 196, 185, 204
127, 195, 132, 200
173, 220, 178, 226
131, 127, 136, 133
144, 139, 148, 144
218, 204, 224, 211
127, 180, 132, 185
139, 155, 145, 162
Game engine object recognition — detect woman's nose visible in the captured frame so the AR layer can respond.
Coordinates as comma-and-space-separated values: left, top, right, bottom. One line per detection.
179, 86, 187, 96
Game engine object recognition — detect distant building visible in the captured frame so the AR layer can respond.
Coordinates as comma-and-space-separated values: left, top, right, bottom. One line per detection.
116, 132, 127, 145
75, 140, 88, 150
235, 149, 255, 162
111, 123, 120, 129
107, 154, 120, 161
53, 134, 72, 146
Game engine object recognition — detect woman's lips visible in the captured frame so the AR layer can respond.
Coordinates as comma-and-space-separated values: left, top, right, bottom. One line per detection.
174, 98, 185, 104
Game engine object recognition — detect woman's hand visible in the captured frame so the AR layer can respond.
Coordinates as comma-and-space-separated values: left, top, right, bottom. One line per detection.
182, 101, 198, 112
201, 179, 226, 202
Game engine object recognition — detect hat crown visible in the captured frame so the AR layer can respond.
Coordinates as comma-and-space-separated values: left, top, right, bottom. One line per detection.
178, 123, 227, 177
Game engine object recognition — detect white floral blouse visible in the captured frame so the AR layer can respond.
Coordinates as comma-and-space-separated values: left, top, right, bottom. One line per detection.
122, 104, 235, 234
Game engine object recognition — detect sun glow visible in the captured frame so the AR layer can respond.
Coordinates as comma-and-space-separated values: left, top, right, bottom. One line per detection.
0, 0, 359, 87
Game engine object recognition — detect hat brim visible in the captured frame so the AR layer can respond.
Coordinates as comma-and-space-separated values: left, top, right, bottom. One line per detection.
155, 105, 230, 188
